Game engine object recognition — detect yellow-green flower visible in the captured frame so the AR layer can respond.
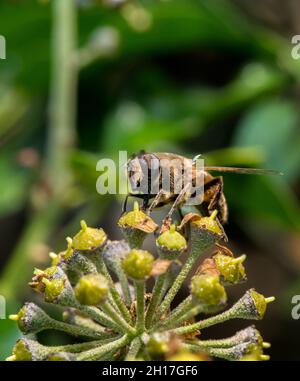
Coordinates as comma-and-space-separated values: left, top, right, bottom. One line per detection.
74, 274, 109, 305
156, 224, 187, 259
214, 253, 246, 284
123, 249, 154, 280
72, 220, 107, 251
191, 274, 227, 305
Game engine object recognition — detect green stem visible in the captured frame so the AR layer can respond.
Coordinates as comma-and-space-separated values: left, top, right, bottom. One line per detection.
47, 0, 77, 192
77, 335, 130, 361
125, 337, 142, 360
78, 305, 121, 332
184, 337, 239, 349
172, 308, 234, 336
153, 253, 198, 324
145, 274, 167, 328
98, 259, 132, 324
64, 312, 112, 333
50, 319, 110, 339
97, 349, 119, 361
160, 274, 173, 299
182, 343, 244, 361
153, 296, 194, 330
117, 266, 132, 306
135, 281, 145, 334
107, 293, 122, 314
46, 337, 119, 354
161, 304, 207, 331
100, 301, 136, 336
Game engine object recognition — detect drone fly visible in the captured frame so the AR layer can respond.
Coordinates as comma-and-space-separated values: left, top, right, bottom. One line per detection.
124, 152, 282, 225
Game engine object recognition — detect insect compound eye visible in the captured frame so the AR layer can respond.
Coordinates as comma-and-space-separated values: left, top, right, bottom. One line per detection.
127, 158, 139, 177
127, 166, 143, 191
128, 170, 135, 179
128, 155, 155, 194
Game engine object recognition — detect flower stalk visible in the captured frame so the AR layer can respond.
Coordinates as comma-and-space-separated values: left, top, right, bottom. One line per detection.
135, 281, 146, 334
8, 202, 275, 361
145, 273, 167, 328
172, 290, 275, 336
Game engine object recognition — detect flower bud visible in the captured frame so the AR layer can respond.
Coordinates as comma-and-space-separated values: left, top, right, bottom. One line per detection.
47, 352, 76, 361
6, 339, 45, 361
74, 273, 109, 306
178, 211, 225, 258
240, 343, 270, 361
193, 210, 224, 235
29, 266, 58, 293
6, 339, 78, 362
122, 249, 154, 280
49, 251, 62, 266
146, 332, 170, 358
168, 351, 208, 361
235, 325, 264, 346
102, 239, 131, 275
231, 289, 275, 320
61, 237, 98, 274
213, 252, 246, 285
190, 274, 227, 306
43, 277, 65, 303
72, 220, 107, 253
52, 237, 74, 266
205, 340, 270, 361
118, 202, 158, 248
210, 342, 253, 361
61, 236, 74, 261
156, 225, 187, 260
9, 303, 54, 334
29, 266, 76, 306
196, 245, 247, 286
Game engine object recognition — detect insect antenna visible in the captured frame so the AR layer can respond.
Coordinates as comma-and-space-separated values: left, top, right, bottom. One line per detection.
204, 166, 283, 176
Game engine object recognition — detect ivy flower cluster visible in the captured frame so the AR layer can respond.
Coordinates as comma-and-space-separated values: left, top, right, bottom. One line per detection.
7, 202, 274, 361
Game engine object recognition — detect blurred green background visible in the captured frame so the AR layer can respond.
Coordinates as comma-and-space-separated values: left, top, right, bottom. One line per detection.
0, 0, 300, 361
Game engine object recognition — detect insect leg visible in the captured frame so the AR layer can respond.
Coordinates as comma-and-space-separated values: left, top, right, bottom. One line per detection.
204, 177, 228, 224
161, 184, 191, 229
146, 189, 166, 215
142, 194, 150, 211
122, 194, 130, 214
